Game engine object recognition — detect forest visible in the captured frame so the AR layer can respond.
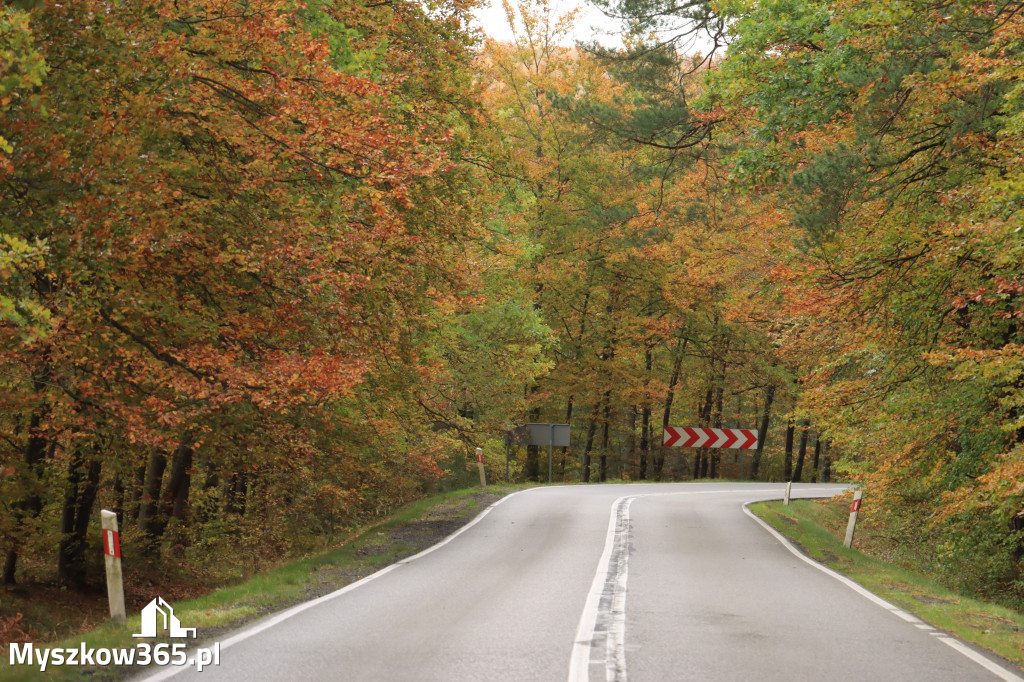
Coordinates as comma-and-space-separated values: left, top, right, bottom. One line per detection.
2, 0, 1022, 611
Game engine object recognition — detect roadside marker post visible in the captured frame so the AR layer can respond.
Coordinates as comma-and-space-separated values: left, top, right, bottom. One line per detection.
100, 509, 127, 627
844, 490, 863, 548
476, 447, 487, 487
784, 481, 792, 505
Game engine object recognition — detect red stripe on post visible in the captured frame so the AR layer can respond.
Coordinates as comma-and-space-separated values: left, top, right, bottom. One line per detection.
850, 499, 862, 513
105, 529, 121, 558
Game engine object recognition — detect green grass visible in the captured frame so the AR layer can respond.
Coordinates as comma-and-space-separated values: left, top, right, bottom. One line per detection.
1, 486, 512, 681
752, 499, 1024, 669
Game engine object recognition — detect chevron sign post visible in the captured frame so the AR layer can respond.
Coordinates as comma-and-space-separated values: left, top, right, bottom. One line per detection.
663, 427, 759, 450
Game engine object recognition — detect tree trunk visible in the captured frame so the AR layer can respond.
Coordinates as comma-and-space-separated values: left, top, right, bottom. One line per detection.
694, 387, 713, 479
710, 383, 724, 479
657, 347, 684, 481
812, 434, 822, 482
793, 419, 809, 481
784, 418, 795, 481
163, 438, 194, 525
2, 553, 17, 586
639, 404, 649, 480
58, 448, 83, 584
113, 471, 125, 525
203, 450, 220, 491
751, 385, 774, 480
639, 347, 652, 480
137, 451, 167, 538
58, 450, 101, 586
524, 403, 541, 481
582, 416, 598, 483
561, 397, 574, 478
3, 408, 51, 585
72, 460, 100, 566
821, 440, 832, 482
600, 392, 611, 482
624, 407, 637, 479
1010, 511, 1024, 563
129, 464, 145, 521
226, 473, 248, 515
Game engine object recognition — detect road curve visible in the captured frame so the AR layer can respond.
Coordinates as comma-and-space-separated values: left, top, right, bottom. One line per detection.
135, 482, 1023, 682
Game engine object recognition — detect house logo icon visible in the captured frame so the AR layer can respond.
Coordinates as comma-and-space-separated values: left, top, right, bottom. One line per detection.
133, 597, 197, 638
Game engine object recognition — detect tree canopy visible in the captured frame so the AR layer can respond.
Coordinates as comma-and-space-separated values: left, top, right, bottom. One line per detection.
1, 0, 1022, 611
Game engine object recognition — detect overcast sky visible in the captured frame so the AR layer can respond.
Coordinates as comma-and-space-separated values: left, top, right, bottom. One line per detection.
470, 0, 627, 48
469, 0, 720, 55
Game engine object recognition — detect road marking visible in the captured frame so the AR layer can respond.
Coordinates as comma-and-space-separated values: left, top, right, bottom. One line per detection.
136, 488, 535, 681
743, 502, 1024, 682
569, 493, 630, 679
137, 483, 854, 682
603, 497, 633, 682
569, 486, 848, 682
568, 495, 633, 682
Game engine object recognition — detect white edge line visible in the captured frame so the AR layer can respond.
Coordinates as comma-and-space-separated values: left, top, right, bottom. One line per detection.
568, 495, 630, 682
136, 487, 535, 681
743, 500, 1024, 682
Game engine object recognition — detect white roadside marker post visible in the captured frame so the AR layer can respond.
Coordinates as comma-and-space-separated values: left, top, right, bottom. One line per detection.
844, 490, 863, 548
784, 480, 792, 505
476, 447, 487, 487
100, 509, 127, 626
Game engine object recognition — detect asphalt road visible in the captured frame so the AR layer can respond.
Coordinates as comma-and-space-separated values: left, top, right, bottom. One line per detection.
137, 482, 1024, 681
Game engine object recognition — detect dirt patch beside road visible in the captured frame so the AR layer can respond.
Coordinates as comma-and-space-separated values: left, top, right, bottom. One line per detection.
301, 492, 506, 602
5, 490, 513, 682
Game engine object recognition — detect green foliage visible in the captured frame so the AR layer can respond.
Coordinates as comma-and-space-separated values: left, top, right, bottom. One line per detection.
0, 233, 51, 340
2, 0, 1022, 634
0, 4, 47, 149
705, 0, 1024, 605
0, 0, 542, 602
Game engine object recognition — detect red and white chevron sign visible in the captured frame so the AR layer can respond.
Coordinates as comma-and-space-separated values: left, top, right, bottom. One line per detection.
662, 427, 759, 449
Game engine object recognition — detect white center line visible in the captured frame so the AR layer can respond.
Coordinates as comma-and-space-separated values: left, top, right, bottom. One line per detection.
604, 497, 633, 681
568, 495, 633, 682
569, 486, 850, 682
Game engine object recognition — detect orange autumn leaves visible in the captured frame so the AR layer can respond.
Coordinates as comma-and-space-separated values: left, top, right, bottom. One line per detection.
1, 0, 490, 581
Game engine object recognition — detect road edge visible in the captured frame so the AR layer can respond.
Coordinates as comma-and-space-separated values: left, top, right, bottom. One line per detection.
743, 501, 1024, 682
133, 487, 537, 681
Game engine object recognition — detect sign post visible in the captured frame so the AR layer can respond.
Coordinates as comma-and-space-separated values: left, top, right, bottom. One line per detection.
844, 490, 863, 548
100, 509, 126, 627
508, 424, 571, 483
549, 424, 555, 483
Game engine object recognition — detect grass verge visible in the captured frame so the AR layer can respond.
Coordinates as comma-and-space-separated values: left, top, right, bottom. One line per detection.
2, 485, 521, 681
751, 498, 1024, 670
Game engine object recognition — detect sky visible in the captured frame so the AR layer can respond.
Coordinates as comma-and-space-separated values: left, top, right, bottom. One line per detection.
470, 0, 627, 48
468, 0, 719, 55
